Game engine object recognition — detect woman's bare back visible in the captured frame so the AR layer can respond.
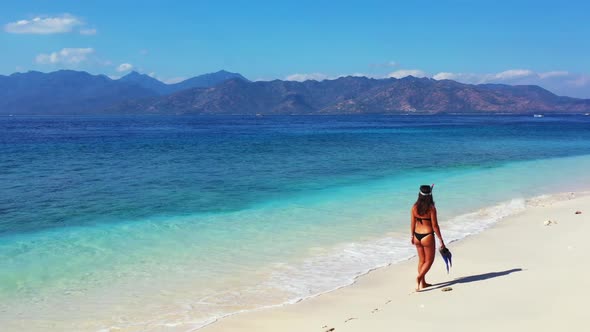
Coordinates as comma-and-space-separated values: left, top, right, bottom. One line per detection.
412, 206, 435, 234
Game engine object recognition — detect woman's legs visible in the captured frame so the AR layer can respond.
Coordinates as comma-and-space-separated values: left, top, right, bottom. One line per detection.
418, 235, 436, 288
415, 243, 425, 291
417, 235, 435, 290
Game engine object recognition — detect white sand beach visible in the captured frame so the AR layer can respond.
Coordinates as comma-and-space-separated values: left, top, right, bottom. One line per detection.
201, 193, 589, 332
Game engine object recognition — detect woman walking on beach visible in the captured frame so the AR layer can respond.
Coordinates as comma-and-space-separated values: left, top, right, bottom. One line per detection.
411, 185, 446, 291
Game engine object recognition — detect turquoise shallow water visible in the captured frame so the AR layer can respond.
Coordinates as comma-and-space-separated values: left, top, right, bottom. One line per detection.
1, 115, 590, 330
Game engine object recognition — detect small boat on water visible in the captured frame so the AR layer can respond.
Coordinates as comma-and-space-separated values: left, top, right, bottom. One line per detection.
533, 114, 544, 118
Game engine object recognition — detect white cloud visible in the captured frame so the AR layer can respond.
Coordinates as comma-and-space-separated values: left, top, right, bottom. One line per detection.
79, 28, 97, 35
538, 71, 569, 79
35, 48, 95, 65
433, 72, 482, 81
432, 72, 458, 80
285, 73, 331, 81
493, 69, 535, 80
138, 73, 185, 84
432, 69, 590, 98
285, 72, 371, 82
5, 14, 83, 34
432, 69, 534, 83
387, 69, 427, 79
433, 69, 577, 85
116, 63, 133, 72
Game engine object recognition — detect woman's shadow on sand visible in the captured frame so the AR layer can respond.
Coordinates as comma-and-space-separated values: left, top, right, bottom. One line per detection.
422, 268, 523, 292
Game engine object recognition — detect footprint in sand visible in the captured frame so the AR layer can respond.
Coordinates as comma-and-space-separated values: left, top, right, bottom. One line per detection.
371, 308, 380, 313
344, 317, 357, 323
385, 300, 392, 304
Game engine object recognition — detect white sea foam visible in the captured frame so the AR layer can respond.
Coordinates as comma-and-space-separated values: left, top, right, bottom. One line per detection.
262, 198, 528, 302
175, 191, 587, 331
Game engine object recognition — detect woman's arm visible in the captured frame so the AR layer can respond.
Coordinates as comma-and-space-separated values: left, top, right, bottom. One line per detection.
431, 206, 445, 248
410, 206, 416, 244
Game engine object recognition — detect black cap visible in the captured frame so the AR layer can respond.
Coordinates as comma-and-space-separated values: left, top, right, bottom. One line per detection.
419, 185, 432, 195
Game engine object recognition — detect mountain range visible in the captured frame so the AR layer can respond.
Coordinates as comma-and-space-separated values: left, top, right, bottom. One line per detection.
109, 75, 590, 115
118, 70, 249, 95
1, 70, 589, 115
0, 70, 247, 114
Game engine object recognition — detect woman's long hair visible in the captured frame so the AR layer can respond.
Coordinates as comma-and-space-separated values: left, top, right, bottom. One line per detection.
414, 185, 435, 216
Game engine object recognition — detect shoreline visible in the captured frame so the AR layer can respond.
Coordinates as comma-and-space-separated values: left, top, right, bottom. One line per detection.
1, 190, 587, 332
191, 195, 532, 331
199, 191, 589, 332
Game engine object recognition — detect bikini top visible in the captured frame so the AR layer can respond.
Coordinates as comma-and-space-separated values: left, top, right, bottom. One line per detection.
415, 217, 431, 224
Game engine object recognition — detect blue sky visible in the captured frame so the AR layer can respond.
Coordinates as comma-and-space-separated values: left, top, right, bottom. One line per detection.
1, 0, 589, 97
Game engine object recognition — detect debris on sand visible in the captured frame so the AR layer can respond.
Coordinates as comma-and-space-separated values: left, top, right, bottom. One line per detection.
441, 287, 453, 292
575, 211, 582, 214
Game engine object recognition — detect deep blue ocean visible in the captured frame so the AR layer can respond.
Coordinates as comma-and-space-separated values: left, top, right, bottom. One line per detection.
1, 115, 590, 331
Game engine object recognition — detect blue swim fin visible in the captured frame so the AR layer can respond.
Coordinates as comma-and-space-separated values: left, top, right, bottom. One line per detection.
439, 247, 452, 273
